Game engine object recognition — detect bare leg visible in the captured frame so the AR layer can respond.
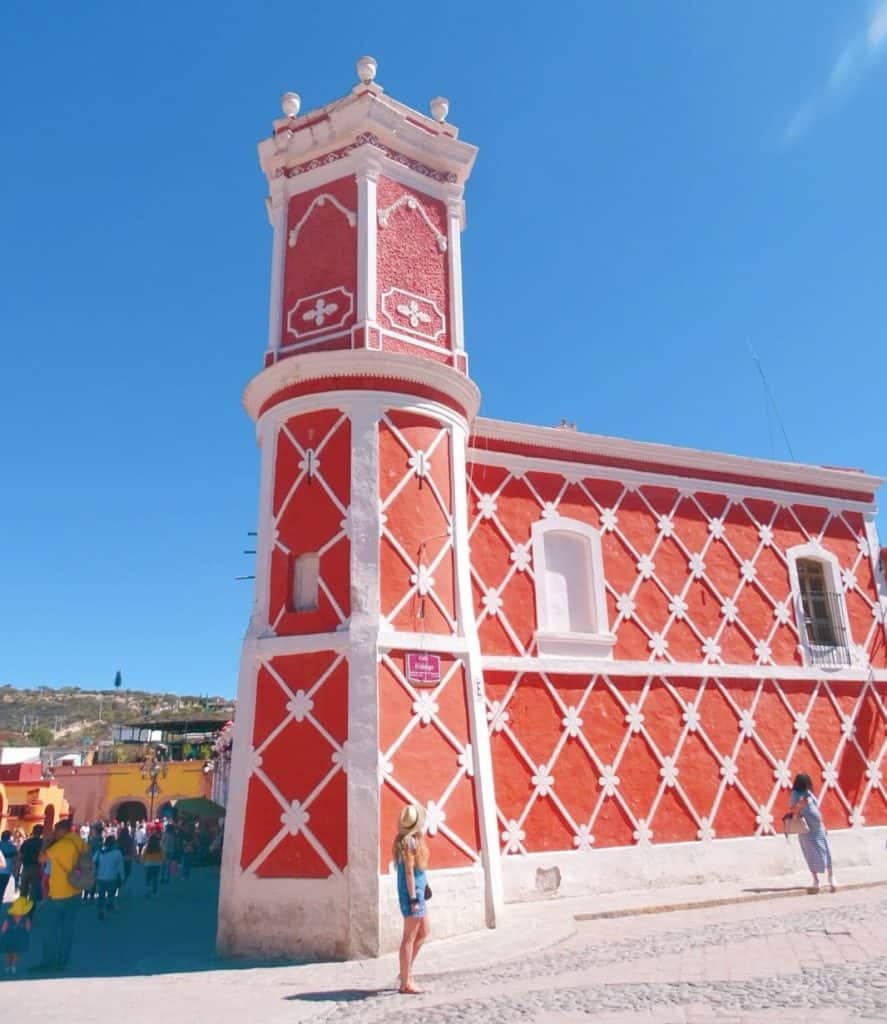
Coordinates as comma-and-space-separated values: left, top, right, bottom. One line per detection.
810, 872, 820, 892
410, 915, 431, 974
399, 917, 423, 993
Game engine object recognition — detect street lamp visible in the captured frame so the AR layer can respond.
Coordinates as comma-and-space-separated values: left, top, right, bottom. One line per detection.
140, 749, 168, 821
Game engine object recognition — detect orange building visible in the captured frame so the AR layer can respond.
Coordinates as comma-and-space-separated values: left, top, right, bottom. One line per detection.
0, 763, 69, 835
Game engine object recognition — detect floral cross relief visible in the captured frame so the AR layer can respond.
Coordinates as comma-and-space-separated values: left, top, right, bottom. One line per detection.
303, 297, 338, 327
396, 298, 432, 329
380, 288, 445, 341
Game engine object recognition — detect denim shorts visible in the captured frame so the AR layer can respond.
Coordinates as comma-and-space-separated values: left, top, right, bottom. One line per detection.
398, 893, 426, 918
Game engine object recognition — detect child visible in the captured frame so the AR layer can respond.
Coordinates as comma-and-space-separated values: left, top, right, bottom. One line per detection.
0, 897, 33, 975
392, 804, 431, 995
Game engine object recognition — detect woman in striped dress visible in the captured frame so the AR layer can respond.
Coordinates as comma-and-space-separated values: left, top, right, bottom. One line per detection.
788, 772, 836, 893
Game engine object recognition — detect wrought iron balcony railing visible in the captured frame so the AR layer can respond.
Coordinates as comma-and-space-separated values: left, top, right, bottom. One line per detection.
799, 590, 852, 668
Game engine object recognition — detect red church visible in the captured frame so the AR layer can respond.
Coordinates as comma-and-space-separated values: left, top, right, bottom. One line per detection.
218, 58, 887, 959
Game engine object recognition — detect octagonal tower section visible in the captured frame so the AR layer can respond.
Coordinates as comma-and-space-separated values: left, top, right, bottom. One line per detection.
218, 64, 502, 959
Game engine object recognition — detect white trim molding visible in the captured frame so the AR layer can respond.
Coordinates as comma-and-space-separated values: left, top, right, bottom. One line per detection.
467, 447, 877, 516
531, 516, 616, 659
864, 515, 887, 646
356, 158, 379, 323
243, 349, 481, 423
266, 193, 287, 355
479, 655, 887, 682
447, 200, 465, 353
471, 418, 883, 507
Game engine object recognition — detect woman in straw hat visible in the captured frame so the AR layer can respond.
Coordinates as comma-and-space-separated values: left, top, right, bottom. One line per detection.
393, 803, 430, 995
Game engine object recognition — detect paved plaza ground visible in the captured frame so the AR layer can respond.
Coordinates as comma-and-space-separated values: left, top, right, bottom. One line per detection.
9, 861, 887, 1023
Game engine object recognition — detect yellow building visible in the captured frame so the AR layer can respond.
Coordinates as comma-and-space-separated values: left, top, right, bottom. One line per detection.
52, 760, 211, 823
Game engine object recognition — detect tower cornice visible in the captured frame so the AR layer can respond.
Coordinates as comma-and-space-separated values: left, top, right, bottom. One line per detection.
243, 349, 481, 423
259, 84, 478, 191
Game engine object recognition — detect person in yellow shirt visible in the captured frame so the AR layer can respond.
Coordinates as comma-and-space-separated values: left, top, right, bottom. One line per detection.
34, 819, 86, 972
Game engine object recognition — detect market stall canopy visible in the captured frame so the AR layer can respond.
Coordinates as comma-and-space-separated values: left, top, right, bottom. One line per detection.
173, 796, 225, 818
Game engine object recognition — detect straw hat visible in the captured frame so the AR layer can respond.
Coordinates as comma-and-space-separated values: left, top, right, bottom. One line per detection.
8, 896, 33, 918
398, 803, 425, 837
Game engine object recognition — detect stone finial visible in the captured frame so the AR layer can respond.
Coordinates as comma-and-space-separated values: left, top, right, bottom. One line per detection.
356, 56, 378, 84
281, 92, 301, 118
430, 96, 449, 123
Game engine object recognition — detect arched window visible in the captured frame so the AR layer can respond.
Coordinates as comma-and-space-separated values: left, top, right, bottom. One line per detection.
292, 552, 319, 613
531, 517, 615, 658
787, 543, 852, 668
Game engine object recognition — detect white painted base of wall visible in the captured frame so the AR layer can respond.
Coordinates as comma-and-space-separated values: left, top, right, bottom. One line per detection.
216, 866, 488, 960
500, 827, 887, 904
378, 866, 488, 954
217, 874, 349, 960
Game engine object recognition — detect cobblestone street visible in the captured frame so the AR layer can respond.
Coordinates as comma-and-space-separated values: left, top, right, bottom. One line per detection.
320, 887, 887, 1024
12, 870, 887, 1024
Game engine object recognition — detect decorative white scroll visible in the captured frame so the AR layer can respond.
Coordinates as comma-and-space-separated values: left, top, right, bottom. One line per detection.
377, 195, 447, 252
288, 194, 357, 249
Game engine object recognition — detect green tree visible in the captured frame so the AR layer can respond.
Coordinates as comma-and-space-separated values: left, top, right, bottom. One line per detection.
114, 670, 123, 690
26, 724, 54, 747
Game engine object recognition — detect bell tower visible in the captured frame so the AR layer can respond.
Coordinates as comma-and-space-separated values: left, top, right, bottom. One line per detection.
217, 57, 502, 959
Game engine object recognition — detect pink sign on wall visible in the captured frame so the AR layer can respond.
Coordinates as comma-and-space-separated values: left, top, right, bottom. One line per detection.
406, 652, 441, 685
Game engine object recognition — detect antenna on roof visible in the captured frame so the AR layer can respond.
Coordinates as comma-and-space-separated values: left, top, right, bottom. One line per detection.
748, 342, 795, 462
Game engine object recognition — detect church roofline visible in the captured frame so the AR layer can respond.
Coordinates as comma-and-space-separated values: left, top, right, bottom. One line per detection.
471, 417, 884, 505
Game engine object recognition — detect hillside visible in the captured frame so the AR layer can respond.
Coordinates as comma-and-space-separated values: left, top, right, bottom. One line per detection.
0, 685, 234, 747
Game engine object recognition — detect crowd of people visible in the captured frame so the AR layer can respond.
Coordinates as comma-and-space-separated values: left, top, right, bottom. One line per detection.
0, 815, 222, 974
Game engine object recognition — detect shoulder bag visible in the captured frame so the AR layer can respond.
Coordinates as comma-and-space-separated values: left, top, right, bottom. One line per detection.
783, 814, 809, 836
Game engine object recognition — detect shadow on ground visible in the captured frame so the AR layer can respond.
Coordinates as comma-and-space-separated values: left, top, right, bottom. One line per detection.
6, 863, 322, 980
285, 988, 395, 1003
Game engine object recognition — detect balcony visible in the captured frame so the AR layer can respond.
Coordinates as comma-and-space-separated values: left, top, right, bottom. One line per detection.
799, 590, 852, 669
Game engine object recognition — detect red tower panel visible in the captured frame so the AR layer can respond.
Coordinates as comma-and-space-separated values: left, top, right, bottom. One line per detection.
280, 178, 358, 355
378, 651, 481, 870
240, 652, 349, 878
268, 410, 351, 636
376, 177, 451, 362
379, 409, 457, 634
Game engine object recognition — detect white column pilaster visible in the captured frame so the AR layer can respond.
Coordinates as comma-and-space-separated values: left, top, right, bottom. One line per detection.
345, 397, 383, 956
450, 422, 503, 925
266, 191, 288, 357
865, 515, 887, 645
446, 198, 465, 353
356, 160, 379, 325
216, 638, 260, 952
252, 411, 280, 636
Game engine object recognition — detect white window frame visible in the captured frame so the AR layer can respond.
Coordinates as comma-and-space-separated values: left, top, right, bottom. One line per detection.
531, 516, 616, 658
786, 542, 854, 668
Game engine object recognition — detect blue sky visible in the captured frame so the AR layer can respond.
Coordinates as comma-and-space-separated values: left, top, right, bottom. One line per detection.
1, 2, 885, 697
